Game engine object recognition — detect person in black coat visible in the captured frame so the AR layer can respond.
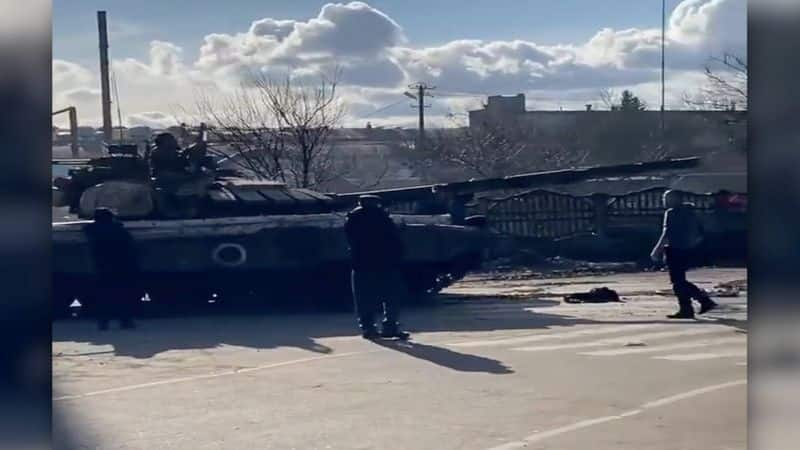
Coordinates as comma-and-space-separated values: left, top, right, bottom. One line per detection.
344, 195, 410, 339
650, 190, 718, 319
83, 208, 141, 330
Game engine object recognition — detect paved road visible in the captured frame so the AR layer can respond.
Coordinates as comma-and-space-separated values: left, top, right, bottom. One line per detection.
53, 268, 747, 450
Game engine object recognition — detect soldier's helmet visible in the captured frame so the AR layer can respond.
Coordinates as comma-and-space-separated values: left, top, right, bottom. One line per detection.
358, 194, 382, 208
153, 133, 179, 151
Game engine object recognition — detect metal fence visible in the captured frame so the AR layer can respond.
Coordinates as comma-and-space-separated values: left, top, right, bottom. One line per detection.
485, 189, 595, 238
485, 187, 745, 239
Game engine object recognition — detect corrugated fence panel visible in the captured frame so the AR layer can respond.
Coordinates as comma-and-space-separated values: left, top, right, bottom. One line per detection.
487, 190, 595, 238
485, 188, 743, 239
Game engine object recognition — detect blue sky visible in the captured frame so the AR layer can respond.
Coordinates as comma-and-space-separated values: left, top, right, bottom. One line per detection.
52, 0, 745, 128
54, 0, 686, 65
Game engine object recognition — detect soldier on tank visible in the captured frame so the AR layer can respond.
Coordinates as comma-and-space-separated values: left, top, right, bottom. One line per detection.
344, 195, 410, 340
149, 133, 187, 178
84, 208, 140, 330
650, 190, 718, 319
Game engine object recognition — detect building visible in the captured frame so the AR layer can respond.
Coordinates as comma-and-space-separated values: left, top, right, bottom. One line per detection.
467, 93, 746, 168
467, 94, 526, 127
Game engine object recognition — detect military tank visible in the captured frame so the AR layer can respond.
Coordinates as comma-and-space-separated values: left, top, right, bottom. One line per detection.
51, 133, 699, 317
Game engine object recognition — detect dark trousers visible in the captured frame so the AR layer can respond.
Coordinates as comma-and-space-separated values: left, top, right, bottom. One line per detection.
351, 269, 404, 332
665, 246, 712, 312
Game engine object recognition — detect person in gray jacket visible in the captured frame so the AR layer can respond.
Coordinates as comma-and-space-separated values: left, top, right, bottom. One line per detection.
651, 190, 718, 319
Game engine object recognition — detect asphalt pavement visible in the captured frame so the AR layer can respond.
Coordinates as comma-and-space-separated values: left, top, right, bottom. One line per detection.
53, 268, 747, 450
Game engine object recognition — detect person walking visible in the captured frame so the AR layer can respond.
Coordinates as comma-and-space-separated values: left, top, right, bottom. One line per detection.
651, 190, 718, 319
84, 208, 141, 330
344, 195, 410, 340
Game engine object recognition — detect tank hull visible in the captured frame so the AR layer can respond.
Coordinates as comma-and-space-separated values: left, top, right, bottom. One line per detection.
52, 214, 487, 316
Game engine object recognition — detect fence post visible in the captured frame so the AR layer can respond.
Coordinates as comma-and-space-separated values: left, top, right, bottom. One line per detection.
591, 193, 609, 237
478, 197, 492, 216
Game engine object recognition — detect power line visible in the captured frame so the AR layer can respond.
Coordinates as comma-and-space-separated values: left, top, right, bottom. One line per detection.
362, 99, 406, 118
111, 70, 124, 139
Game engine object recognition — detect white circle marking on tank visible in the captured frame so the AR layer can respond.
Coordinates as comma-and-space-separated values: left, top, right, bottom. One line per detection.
212, 243, 247, 267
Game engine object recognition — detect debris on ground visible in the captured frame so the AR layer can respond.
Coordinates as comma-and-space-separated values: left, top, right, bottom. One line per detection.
710, 279, 746, 297
710, 285, 740, 297
563, 287, 622, 304
716, 279, 747, 291
482, 256, 642, 280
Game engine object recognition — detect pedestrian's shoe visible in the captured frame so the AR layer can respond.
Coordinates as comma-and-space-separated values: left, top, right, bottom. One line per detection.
380, 328, 410, 340
361, 328, 380, 340
698, 301, 718, 315
667, 310, 695, 319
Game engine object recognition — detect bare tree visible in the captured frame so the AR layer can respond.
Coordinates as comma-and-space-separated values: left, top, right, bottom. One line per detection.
192, 89, 289, 182
598, 88, 617, 110
406, 117, 589, 181
683, 53, 747, 110
599, 89, 647, 111
254, 70, 345, 188
427, 121, 528, 178
190, 70, 346, 189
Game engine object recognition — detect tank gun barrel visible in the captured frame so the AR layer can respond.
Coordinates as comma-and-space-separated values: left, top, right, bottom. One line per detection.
333, 157, 700, 204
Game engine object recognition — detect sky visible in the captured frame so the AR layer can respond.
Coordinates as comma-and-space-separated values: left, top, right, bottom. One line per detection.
52, 0, 746, 128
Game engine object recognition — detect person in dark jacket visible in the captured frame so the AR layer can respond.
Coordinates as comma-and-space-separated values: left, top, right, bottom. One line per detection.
149, 133, 186, 177
344, 195, 410, 339
651, 190, 718, 319
83, 208, 141, 330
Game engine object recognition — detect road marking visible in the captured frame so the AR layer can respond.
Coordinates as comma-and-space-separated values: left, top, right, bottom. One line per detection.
447, 324, 659, 348
512, 328, 730, 352
489, 412, 645, 450
53, 350, 376, 402
653, 349, 747, 361
642, 380, 747, 407
579, 336, 746, 356
487, 379, 746, 450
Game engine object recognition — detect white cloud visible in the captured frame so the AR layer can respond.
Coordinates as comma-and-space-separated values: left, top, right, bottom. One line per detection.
274, 1, 405, 59
115, 40, 187, 78
53, 0, 745, 127
53, 59, 94, 91
126, 111, 177, 128
62, 87, 101, 104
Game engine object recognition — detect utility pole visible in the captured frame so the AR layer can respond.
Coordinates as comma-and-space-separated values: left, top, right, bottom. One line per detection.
97, 11, 113, 143
406, 82, 435, 150
660, 0, 666, 139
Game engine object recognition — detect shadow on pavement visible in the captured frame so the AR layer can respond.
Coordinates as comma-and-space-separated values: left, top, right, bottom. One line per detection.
701, 316, 748, 332
372, 340, 514, 374
52, 292, 746, 359
53, 315, 339, 359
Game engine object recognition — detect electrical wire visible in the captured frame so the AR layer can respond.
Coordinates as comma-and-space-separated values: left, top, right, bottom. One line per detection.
111, 70, 124, 139
362, 99, 407, 118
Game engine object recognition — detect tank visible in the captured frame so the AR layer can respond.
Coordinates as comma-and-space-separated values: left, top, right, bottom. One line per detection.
52, 134, 699, 316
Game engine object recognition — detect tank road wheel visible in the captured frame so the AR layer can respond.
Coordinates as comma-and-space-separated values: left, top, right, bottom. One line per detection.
145, 284, 212, 314
52, 277, 86, 320
402, 265, 443, 307
309, 265, 354, 313
52, 290, 77, 320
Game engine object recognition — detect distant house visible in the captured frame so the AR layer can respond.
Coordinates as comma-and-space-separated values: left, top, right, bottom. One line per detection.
467, 93, 746, 170
128, 126, 154, 143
